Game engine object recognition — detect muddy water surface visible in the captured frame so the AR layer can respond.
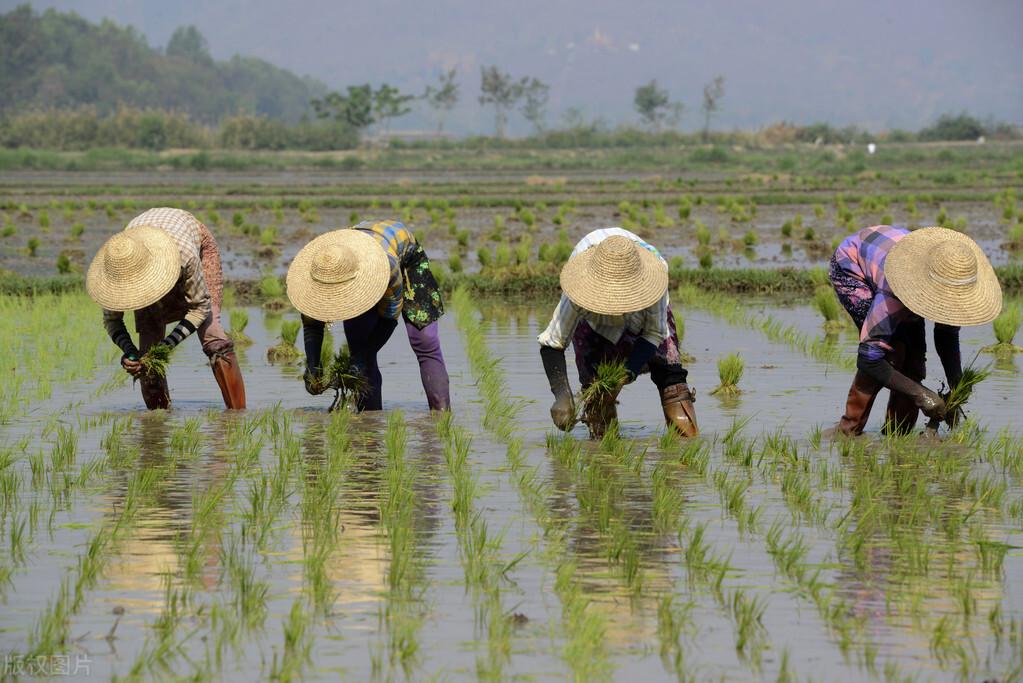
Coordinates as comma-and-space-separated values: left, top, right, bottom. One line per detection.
2, 298, 1022, 681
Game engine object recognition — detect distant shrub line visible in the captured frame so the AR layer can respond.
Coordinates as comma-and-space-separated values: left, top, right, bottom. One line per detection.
7, 265, 1023, 299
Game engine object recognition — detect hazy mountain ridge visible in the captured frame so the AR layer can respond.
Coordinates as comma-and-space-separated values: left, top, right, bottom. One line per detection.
0, 5, 326, 122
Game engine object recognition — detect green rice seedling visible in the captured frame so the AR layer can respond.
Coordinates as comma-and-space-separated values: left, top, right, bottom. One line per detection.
55, 253, 72, 274
259, 274, 284, 300
742, 230, 757, 246
814, 286, 845, 334
936, 206, 950, 226
494, 243, 512, 267
140, 344, 173, 380
69, 222, 84, 240
477, 246, 492, 269
926, 364, 990, 433
694, 221, 711, 247
780, 220, 793, 238
38, 209, 49, 229
228, 309, 254, 346
579, 361, 628, 413
456, 228, 470, 246
699, 252, 713, 269
981, 304, 1023, 355
259, 226, 278, 246
322, 345, 366, 412
2, 220, 14, 237
447, 253, 463, 273
803, 226, 816, 241
27, 237, 40, 256
710, 353, 744, 396
267, 319, 302, 363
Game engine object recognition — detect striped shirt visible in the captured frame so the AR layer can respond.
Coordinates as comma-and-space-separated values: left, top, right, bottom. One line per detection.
538, 228, 670, 349
353, 220, 417, 320
835, 225, 959, 363
102, 208, 212, 350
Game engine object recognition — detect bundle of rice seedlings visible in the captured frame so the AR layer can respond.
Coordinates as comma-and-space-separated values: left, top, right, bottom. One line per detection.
228, 309, 253, 346
579, 361, 630, 408
927, 363, 990, 433
267, 319, 302, 363
814, 287, 845, 334
710, 353, 744, 396
981, 305, 1023, 355
323, 345, 367, 412
139, 344, 173, 380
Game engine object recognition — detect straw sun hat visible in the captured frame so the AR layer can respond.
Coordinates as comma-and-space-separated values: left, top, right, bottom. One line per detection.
885, 227, 1002, 326
86, 226, 181, 311
560, 235, 668, 315
286, 229, 390, 321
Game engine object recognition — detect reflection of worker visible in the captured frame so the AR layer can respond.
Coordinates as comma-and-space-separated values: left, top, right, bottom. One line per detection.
829, 226, 1001, 435
287, 220, 450, 412
538, 228, 697, 439
86, 208, 246, 409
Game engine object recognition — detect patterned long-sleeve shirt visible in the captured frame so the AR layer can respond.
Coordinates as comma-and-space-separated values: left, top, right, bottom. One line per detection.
102, 208, 212, 351
834, 225, 959, 364
538, 227, 670, 350
353, 220, 418, 320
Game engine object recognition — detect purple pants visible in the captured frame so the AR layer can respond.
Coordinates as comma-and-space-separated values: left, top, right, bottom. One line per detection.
343, 308, 451, 411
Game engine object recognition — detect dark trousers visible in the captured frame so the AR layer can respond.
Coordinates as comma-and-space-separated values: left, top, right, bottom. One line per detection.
343, 308, 451, 411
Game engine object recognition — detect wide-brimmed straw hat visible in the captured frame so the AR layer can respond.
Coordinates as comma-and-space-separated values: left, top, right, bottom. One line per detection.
560, 235, 668, 315
86, 226, 181, 311
286, 229, 390, 321
885, 226, 1002, 326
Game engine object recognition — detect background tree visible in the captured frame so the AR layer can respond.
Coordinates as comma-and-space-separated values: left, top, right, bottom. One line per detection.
311, 84, 374, 131
422, 68, 459, 133
479, 66, 526, 138
701, 75, 725, 141
165, 25, 212, 65
634, 80, 672, 132
520, 77, 550, 134
373, 84, 414, 134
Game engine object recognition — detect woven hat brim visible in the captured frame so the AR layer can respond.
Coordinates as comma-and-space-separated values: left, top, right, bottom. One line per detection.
286, 229, 391, 321
560, 245, 668, 315
86, 226, 181, 311
885, 227, 1003, 327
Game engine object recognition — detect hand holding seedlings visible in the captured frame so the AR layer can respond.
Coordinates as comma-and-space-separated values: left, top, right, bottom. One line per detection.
926, 364, 990, 434
138, 344, 172, 380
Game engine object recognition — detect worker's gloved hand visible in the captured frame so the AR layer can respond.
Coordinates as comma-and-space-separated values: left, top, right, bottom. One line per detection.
541, 345, 576, 431
913, 386, 946, 421
121, 352, 142, 377
550, 392, 576, 431
304, 369, 327, 396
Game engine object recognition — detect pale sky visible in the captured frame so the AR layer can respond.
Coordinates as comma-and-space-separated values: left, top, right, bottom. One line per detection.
5, 0, 1022, 134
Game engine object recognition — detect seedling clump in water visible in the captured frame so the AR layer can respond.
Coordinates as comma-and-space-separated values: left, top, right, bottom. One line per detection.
814, 287, 845, 334
228, 308, 253, 346
981, 305, 1023, 356
267, 319, 301, 363
711, 353, 744, 396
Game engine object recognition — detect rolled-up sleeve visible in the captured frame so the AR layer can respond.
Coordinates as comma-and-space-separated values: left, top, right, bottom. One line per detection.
639, 293, 670, 347
538, 295, 581, 349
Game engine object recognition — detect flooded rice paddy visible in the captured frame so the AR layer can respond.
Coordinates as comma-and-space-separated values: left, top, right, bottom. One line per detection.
2, 291, 1023, 682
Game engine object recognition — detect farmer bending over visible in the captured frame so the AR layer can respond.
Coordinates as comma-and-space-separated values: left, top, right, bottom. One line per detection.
86, 208, 246, 409
829, 225, 1001, 436
287, 220, 450, 412
538, 228, 697, 439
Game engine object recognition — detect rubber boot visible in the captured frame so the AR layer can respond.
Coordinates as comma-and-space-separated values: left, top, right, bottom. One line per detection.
211, 352, 247, 409
660, 383, 699, 437
884, 340, 924, 435
837, 370, 881, 436
884, 393, 920, 435
581, 386, 617, 439
140, 376, 171, 410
